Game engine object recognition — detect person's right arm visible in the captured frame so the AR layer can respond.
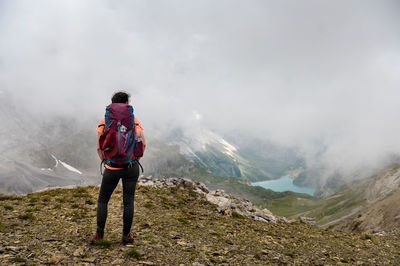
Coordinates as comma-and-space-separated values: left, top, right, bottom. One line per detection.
97, 118, 105, 161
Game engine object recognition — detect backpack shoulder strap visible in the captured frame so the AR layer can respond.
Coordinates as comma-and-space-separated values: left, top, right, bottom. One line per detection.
128, 105, 134, 129
105, 106, 111, 127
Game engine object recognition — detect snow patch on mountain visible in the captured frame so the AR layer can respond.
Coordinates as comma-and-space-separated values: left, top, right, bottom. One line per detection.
51, 154, 82, 175
169, 127, 239, 159
59, 160, 82, 175
51, 155, 59, 168
219, 138, 238, 158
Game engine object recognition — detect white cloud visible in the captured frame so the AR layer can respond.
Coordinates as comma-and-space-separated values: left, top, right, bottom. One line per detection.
1, 0, 400, 181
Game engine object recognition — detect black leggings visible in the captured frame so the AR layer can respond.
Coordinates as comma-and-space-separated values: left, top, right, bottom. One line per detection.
96, 164, 139, 235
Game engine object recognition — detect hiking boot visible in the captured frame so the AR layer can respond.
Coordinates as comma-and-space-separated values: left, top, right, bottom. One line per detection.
90, 227, 104, 244
122, 233, 134, 244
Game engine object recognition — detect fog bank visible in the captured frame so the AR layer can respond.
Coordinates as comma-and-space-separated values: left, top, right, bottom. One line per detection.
1, 0, 400, 182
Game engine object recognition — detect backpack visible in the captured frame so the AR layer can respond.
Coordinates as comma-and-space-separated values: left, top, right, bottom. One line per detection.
99, 103, 143, 169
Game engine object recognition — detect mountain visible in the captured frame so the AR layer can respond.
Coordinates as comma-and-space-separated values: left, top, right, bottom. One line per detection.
274, 163, 400, 233
0, 91, 99, 194
166, 127, 304, 182
140, 139, 313, 204
0, 178, 399, 264
323, 164, 400, 233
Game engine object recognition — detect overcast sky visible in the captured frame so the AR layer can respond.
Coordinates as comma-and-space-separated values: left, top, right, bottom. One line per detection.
1, 0, 400, 179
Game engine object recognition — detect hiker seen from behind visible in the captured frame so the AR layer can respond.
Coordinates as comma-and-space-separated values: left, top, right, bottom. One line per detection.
90, 91, 146, 245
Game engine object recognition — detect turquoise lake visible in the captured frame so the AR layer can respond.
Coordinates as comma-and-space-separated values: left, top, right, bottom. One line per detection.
252, 175, 315, 196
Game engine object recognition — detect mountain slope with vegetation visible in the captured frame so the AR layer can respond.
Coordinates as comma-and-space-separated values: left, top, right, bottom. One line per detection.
270, 164, 400, 233
142, 139, 313, 204
1, 180, 399, 265
166, 127, 304, 182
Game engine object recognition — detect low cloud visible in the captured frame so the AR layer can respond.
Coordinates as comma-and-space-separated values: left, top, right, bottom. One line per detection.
1, 0, 400, 182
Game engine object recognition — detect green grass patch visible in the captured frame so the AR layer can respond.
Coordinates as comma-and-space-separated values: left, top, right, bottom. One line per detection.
0, 223, 6, 233
93, 240, 112, 247
3, 205, 13, 210
72, 188, 89, 197
362, 233, 372, 240
126, 248, 142, 259
188, 190, 197, 197
185, 248, 196, 254
41, 196, 51, 202
28, 197, 38, 203
9, 257, 27, 263
143, 202, 155, 208
341, 258, 349, 263
54, 204, 62, 210
18, 213, 34, 221
285, 252, 296, 258
38, 188, 69, 197
56, 197, 66, 203
361, 233, 377, 243
0, 195, 21, 201
85, 199, 95, 205
74, 187, 88, 194
160, 196, 168, 202
232, 211, 244, 219
177, 217, 189, 224
256, 195, 318, 218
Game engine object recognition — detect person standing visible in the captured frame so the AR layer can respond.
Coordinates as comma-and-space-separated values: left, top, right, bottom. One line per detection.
90, 91, 146, 244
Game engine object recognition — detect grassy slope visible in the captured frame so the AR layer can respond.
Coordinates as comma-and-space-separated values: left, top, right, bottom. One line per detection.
0, 185, 399, 265
260, 182, 369, 225
193, 145, 242, 178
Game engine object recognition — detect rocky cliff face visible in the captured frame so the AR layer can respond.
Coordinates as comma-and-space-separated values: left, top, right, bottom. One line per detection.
1, 177, 399, 265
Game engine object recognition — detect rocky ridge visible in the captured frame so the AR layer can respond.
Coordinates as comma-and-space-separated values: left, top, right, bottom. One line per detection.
138, 176, 287, 224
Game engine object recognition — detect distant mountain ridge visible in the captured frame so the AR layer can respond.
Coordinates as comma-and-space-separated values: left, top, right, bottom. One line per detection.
166, 127, 304, 182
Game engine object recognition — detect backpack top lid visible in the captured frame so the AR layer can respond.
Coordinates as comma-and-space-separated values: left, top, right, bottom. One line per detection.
105, 103, 134, 130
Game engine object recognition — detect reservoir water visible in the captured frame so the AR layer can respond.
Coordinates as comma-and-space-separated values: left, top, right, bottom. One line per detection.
252, 175, 315, 196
